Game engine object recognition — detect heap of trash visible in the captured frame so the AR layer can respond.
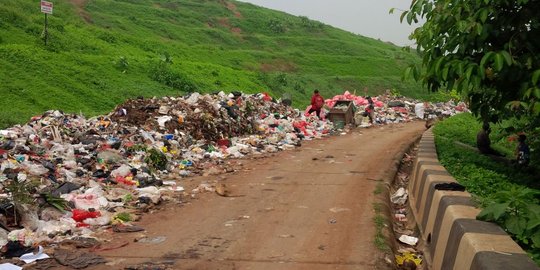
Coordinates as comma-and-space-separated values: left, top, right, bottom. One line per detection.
0, 89, 467, 267
317, 91, 468, 127
0, 91, 333, 267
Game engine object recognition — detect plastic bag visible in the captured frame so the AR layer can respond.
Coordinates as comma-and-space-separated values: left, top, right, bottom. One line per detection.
414, 103, 425, 119
111, 165, 131, 178
72, 209, 101, 222
22, 162, 48, 176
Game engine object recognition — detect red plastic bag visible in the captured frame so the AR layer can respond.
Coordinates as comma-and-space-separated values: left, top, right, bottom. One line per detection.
72, 209, 101, 222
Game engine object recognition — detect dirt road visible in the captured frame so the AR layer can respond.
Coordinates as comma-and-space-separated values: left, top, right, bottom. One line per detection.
90, 122, 425, 270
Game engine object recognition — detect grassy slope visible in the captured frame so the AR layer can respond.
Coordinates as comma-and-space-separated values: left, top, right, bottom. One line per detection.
0, 0, 432, 127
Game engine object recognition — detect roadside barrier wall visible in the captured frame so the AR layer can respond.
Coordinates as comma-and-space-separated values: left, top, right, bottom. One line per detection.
409, 129, 539, 270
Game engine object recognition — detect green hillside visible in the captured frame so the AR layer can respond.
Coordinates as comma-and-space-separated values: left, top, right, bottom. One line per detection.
0, 0, 427, 128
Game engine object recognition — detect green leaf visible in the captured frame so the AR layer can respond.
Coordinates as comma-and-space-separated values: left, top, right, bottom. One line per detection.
477, 202, 509, 221
400, 11, 408, 23
403, 66, 412, 80
480, 52, 494, 69
442, 66, 450, 80
406, 11, 414, 24
531, 232, 540, 248
435, 57, 445, 76
524, 88, 533, 99
533, 102, 540, 115
465, 65, 475, 81
479, 9, 489, 23
457, 62, 464, 76
389, 8, 395, 14
500, 51, 512, 65
534, 88, 540, 99
506, 101, 526, 110
527, 219, 540, 231
532, 69, 540, 85
412, 65, 420, 81
476, 24, 483, 36
506, 215, 528, 236
494, 53, 504, 71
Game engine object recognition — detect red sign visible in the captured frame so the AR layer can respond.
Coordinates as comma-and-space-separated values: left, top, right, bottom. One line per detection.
41, 1, 53, 14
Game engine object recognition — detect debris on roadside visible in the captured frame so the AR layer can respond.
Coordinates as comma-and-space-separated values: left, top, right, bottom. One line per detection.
389, 146, 425, 269
0, 90, 466, 267
312, 91, 468, 128
0, 91, 333, 266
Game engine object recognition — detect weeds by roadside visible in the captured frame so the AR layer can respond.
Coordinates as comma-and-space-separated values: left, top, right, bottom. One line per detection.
373, 202, 390, 252
434, 113, 540, 264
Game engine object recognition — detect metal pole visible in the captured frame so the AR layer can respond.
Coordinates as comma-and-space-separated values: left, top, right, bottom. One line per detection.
44, 13, 48, 46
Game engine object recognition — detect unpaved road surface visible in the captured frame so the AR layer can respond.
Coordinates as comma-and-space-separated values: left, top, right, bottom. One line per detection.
90, 122, 425, 270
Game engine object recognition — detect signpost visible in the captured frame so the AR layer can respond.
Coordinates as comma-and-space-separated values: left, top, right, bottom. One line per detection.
40, 1, 53, 45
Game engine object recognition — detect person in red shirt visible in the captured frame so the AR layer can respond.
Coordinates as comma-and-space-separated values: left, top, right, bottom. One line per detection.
308, 90, 325, 119
364, 96, 375, 124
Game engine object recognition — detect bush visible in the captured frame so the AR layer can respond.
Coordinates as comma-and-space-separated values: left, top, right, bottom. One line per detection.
267, 19, 286, 33
149, 61, 198, 92
115, 56, 129, 73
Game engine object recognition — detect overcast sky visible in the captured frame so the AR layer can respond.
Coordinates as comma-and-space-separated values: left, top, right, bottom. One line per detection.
236, 0, 420, 47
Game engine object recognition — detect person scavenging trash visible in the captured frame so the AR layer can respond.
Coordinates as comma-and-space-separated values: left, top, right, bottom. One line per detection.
363, 96, 375, 124
476, 122, 503, 156
515, 134, 530, 167
308, 90, 325, 119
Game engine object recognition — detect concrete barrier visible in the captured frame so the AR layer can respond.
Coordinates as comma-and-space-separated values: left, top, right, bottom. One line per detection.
409, 129, 539, 270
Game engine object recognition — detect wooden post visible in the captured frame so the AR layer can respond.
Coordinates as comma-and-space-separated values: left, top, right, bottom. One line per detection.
44, 13, 48, 46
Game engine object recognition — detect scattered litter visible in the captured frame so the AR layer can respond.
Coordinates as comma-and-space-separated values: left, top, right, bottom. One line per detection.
0, 263, 22, 270
1, 241, 35, 258
318, 91, 467, 128
396, 252, 423, 268
0, 90, 466, 265
390, 147, 422, 269
328, 218, 337, 224
434, 182, 466, 191
394, 214, 407, 222
19, 246, 50, 263
398, 235, 419, 246
391, 187, 409, 205
135, 236, 167, 244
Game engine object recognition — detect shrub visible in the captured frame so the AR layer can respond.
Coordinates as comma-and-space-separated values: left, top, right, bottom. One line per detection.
149, 61, 198, 92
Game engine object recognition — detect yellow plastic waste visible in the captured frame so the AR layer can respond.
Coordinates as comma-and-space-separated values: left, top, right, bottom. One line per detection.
395, 252, 422, 267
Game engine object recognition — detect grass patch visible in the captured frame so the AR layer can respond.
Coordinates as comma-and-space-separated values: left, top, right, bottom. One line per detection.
434, 113, 540, 264
373, 202, 390, 252
373, 182, 384, 195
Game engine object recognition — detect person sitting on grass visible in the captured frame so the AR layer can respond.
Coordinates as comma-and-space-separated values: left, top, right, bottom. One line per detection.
477, 122, 503, 156
516, 134, 530, 167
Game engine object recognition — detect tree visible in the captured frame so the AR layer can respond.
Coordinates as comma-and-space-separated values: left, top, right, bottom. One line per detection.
401, 0, 540, 123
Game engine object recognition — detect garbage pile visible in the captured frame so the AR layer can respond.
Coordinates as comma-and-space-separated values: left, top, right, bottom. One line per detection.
0, 91, 333, 266
318, 91, 468, 128
390, 151, 424, 269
